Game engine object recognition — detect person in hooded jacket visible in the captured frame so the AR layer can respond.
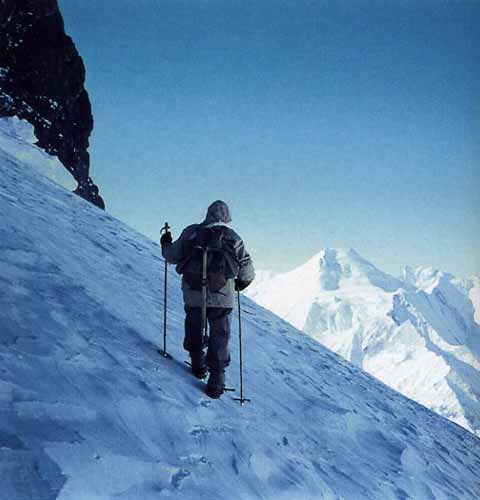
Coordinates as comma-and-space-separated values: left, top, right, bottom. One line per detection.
160, 200, 255, 399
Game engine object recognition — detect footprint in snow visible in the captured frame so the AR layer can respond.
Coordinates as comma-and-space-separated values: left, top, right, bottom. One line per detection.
189, 427, 209, 438
179, 455, 208, 466
171, 468, 191, 489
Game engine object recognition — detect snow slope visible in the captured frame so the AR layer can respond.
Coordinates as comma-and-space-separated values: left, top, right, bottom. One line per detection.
0, 116, 77, 191
246, 249, 480, 437
1, 118, 480, 500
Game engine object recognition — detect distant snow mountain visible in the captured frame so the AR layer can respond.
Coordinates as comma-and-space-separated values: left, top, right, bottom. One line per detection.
247, 248, 480, 436
2, 118, 480, 499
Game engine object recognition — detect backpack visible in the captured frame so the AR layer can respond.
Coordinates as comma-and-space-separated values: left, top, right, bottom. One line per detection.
182, 225, 236, 292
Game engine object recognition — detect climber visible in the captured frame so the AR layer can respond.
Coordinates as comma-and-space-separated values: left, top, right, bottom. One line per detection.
160, 200, 255, 399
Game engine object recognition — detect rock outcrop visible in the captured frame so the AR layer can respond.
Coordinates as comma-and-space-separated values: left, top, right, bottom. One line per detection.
0, 0, 104, 208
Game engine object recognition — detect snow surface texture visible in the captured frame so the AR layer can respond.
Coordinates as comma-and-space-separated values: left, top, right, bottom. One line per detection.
246, 249, 480, 437
0, 117, 77, 191
1, 117, 480, 499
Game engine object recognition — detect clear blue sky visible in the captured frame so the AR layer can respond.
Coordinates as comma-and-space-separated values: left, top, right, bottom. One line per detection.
59, 0, 479, 276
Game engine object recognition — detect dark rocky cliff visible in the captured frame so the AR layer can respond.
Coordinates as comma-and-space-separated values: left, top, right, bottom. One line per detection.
0, 0, 104, 209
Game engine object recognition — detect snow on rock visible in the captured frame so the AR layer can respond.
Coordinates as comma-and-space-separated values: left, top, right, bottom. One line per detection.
1, 125, 480, 499
0, 117, 77, 190
247, 249, 480, 437
0, 0, 104, 208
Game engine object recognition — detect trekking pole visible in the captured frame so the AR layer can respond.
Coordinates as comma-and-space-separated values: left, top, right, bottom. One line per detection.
201, 246, 208, 346
159, 222, 172, 359
233, 290, 251, 405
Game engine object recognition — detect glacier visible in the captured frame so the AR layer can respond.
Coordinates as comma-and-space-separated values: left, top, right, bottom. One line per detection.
246, 248, 480, 437
1, 117, 480, 499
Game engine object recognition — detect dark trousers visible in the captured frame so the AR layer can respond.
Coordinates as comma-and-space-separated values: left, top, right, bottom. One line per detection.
184, 306, 232, 371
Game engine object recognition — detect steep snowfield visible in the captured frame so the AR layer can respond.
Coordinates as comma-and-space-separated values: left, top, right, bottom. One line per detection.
0, 117, 77, 191
1, 118, 480, 500
246, 249, 480, 437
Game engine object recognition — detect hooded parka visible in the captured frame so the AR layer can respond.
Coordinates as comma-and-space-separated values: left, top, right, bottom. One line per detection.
161, 200, 255, 308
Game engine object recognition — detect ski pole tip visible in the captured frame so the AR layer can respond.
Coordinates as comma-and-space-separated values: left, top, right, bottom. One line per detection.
233, 397, 252, 406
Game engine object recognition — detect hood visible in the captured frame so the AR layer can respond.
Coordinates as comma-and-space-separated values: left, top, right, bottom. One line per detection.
202, 200, 232, 225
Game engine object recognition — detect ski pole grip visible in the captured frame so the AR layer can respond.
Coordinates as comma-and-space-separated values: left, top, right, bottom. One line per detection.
160, 222, 170, 235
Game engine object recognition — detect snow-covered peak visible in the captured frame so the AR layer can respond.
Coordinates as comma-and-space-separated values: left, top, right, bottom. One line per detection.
298, 247, 404, 293
465, 275, 480, 324
403, 265, 455, 294
247, 248, 480, 437
303, 248, 346, 291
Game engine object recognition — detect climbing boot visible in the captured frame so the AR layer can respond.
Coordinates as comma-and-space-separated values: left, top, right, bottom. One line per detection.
206, 370, 225, 399
190, 351, 208, 379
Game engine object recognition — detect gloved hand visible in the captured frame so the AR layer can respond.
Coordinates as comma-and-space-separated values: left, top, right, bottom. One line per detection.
160, 231, 173, 245
235, 278, 249, 292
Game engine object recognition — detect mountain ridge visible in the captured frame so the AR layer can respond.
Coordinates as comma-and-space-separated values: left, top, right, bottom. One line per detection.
247, 247, 480, 436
